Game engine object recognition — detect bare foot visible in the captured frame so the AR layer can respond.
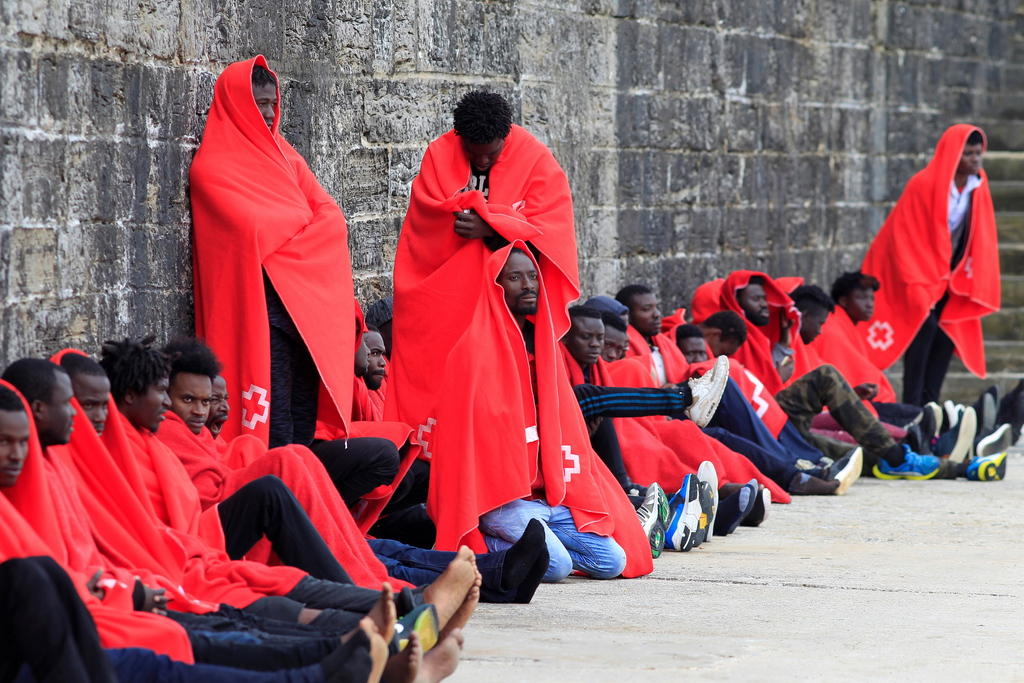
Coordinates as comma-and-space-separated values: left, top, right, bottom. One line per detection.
440, 570, 480, 640
367, 583, 397, 642
381, 631, 423, 683
364, 617, 389, 683
417, 629, 464, 682
421, 547, 476, 629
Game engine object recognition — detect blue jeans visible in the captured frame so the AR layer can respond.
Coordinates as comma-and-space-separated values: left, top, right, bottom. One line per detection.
708, 379, 825, 486
106, 648, 325, 683
480, 499, 626, 582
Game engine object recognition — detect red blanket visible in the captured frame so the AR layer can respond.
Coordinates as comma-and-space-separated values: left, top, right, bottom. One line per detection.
0, 380, 194, 662
625, 325, 691, 385
861, 124, 1000, 375
387, 126, 649, 577
190, 55, 354, 442
691, 271, 803, 394
156, 411, 408, 589
810, 308, 897, 403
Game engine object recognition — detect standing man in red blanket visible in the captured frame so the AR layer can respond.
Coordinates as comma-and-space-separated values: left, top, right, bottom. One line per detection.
190, 57, 355, 448
862, 126, 1000, 406
388, 91, 651, 581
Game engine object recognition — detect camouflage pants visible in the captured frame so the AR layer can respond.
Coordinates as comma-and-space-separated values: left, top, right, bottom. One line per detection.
775, 365, 897, 471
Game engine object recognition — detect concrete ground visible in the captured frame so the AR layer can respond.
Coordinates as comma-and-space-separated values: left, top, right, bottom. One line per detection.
451, 453, 1024, 682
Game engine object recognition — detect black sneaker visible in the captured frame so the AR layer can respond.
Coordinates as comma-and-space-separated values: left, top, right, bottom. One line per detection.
714, 481, 758, 536
740, 483, 771, 527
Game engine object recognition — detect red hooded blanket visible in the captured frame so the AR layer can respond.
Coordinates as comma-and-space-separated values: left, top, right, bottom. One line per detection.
387, 126, 649, 576
861, 124, 1000, 376
190, 55, 355, 442
691, 271, 804, 394
0, 380, 194, 661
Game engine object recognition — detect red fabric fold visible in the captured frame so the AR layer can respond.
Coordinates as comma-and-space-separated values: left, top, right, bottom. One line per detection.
190, 55, 355, 443
810, 308, 898, 403
861, 124, 1000, 376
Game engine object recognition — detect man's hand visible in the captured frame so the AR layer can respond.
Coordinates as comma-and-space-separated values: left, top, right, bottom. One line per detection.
142, 585, 169, 615
453, 210, 495, 240
778, 355, 795, 383
854, 383, 879, 401
86, 570, 105, 600
779, 317, 793, 346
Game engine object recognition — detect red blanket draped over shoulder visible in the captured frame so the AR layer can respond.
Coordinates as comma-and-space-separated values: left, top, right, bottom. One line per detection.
388, 127, 649, 576
691, 271, 803, 394
156, 411, 406, 589
190, 55, 354, 442
0, 380, 194, 662
625, 326, 691, 385
861, 124, 1000, 376
810, 309, 897, 403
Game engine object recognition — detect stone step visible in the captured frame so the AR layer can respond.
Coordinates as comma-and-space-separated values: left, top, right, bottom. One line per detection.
1001, 275, 1024, 307
937, 372, 1021, 406
999, 212, 1024, 242
982, 306, 1024, 340
999, 242, 1024, 273
949, 341, 1024, 374
985, 122, 1024, 151
992, 181, 1024, 212
985, 152, 1024, 181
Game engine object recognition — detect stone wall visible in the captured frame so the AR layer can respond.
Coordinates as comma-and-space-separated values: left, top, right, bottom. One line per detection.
1, 0, 1022, 362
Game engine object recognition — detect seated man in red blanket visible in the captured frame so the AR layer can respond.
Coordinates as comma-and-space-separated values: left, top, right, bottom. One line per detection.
161, 338, 549, 604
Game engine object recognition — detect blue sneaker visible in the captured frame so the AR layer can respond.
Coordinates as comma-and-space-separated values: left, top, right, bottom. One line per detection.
872, 445, 940, 480
966, 451, 1009, 481
664, 475, 701, 552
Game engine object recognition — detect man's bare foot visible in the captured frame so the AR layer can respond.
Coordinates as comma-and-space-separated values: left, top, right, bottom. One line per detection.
440, 570, 480, 640
364, 617, 389, 683
381, 631, 423, 683
417, 629, 464, 682
421, 547, 476, 629
367, 583, 397, 642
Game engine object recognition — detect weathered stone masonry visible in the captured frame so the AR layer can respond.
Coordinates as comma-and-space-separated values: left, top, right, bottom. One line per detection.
1, 0, 1021, 363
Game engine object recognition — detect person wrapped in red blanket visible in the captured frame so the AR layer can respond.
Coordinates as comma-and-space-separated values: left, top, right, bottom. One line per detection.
861, 125, 1000, 406
387, 91, 651, 581
190, 56, 355, 448
0, 379, 195, 662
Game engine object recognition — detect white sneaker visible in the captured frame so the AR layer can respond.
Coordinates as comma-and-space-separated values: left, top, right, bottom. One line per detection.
831, 447, 863, 496
695, 461, 719, 543
686, 355, 729, 427
950, 406, 978, 464
976, 423, 1012, 460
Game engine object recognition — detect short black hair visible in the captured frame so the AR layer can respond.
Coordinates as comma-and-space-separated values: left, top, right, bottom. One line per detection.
703, 311, 748, 344
614, 284, 653, 309
0, 385, 24, 413
601, 311, 627, 333
59, 353, 106, 380
2, 359, 65, 405
453, 91, 513, 145
830, 271, 880, 303
163, 338, 222, 383
364, 324, 380, 334
744, 275, 766, 288
966, 130, 983, 146
568, 305, 603, 321
791, 285, 835, 315
99, 337, 170, 403
251, 64, 277, 89
675, 324, 704, 342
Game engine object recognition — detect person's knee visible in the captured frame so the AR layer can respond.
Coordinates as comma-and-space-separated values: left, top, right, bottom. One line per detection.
354, 437, 401, 476
542, 541, 574, 582
242, 475, 294, 505
585, 541, 627, 579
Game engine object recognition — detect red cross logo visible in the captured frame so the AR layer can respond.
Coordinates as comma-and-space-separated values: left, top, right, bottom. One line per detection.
743, 369, 769, 418
240, 384, 270, 430
562, 445, 581, 483
866, 321, 895, 351
415, 418, 437, 460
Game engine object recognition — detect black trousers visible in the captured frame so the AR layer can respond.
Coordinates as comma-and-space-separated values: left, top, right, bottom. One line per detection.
309, 437, 400, 507
268, 320, 319, 449
217, 475, 353, 584
0, 556, 116, 683
902, 295, 955, 406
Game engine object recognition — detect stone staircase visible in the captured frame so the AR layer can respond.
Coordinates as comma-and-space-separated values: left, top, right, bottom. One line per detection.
920, 148, 1024, 404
